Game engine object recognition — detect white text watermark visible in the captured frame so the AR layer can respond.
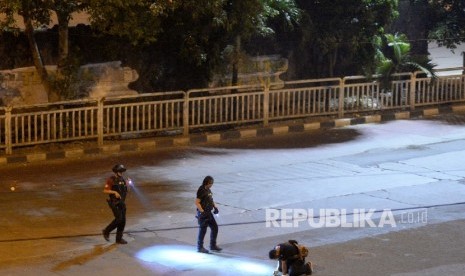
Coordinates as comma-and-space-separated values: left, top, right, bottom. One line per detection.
265, 208, 428, 228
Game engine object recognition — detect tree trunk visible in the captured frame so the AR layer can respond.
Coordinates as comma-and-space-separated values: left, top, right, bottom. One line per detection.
56, 11, 70, 76
328, 47, 338, 77
23, 16, 60, 102
231, 35, 241, 86
390, 0, 429, 55
24, 17, 48, 89
52, 11, 71, 101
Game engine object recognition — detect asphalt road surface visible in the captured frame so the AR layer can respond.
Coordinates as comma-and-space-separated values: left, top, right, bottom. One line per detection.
1, 114, 465, 275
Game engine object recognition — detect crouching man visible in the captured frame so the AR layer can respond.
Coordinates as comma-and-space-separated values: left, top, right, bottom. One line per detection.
268, 240, 313, 276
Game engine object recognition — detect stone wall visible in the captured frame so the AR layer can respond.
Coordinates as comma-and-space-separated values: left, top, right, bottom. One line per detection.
78, 61, 139, 99
210, 55, 288, 89
0, 61, 139, 106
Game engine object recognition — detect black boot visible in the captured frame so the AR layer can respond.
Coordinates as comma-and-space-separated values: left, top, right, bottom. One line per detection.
197, 238, 208, 253
116, 231, 128, 244
210, 245, 222, 251
102, 229, 110, 242
197, 247, 209, 253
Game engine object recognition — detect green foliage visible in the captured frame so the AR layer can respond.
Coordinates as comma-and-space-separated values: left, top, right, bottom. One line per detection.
4, 0, 457, 95
427, 0, 465, 49
121, 0, 301, 88
0, 0, 51, 28
294, 0, 398, 78
86, 0, 177, 45
49, 57, 81, 100
216, 0, 300, 85
373, 33, 436, 91
222, 0, 300, 38
1, 0, 88, 101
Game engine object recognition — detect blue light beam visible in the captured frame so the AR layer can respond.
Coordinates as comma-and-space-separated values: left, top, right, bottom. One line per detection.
135, 245, 273, 275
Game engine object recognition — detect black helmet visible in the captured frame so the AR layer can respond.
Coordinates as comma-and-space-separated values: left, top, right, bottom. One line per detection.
112, 164, 127, 173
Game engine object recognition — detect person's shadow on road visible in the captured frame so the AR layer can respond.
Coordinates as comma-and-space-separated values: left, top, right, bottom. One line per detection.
52, 243, 117, 271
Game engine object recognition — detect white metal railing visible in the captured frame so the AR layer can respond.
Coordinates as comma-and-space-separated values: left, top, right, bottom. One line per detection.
269, 78, 341, 119
415, 72, 465, 106
3, 100, 99, 149
1, 68, 464, 154
102, 91, 185, 140
186, 85, 265, 133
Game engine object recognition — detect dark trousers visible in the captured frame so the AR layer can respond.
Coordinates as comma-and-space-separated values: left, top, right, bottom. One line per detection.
197, 213, 218, 249
104, 201, 126, 234
278, 259, 309, 276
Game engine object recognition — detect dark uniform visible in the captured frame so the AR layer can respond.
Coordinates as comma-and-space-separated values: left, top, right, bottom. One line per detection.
272, 241, 312, 276
196, 176, 220, 252
102, 164, 129, 244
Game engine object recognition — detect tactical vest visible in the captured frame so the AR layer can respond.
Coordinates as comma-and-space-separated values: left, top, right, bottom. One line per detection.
109, 176, 128, 202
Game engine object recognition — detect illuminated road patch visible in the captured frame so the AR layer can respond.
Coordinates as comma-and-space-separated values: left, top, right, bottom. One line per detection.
135, 245, 273, 275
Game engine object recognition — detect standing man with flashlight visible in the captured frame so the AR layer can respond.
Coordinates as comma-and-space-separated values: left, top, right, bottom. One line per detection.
102, 164, 131, 244
195, 175, 222, 253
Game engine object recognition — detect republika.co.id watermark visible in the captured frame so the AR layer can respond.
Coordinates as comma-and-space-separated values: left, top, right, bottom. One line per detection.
265, 208, 428, 228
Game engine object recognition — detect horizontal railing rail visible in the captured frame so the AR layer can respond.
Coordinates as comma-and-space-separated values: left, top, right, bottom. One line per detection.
1, 68, 464, 154
102, 91, 185, 140
186, 85, 265, 132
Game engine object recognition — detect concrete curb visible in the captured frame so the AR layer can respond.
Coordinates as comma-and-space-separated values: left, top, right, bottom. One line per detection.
0, 105, 461, 165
